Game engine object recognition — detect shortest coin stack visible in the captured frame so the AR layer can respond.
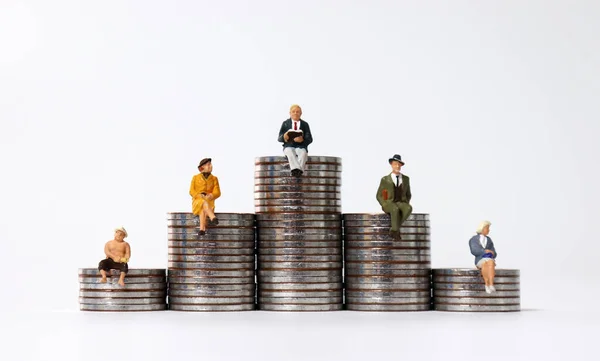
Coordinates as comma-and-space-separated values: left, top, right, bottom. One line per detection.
432, 268, 520, 312
79, 268, 167, 311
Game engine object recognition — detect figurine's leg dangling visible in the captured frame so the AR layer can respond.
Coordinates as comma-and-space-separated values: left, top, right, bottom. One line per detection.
118, 272, 126, 286
99, 269, 108, 283
283, 147, 302, 175
202, 202, 217, 225
296, 148, 308, 173
383, 203, 400, 232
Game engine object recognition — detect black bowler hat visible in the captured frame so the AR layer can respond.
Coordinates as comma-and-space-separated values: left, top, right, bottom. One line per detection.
198, 158, 212, 168
388, 154, 405, 165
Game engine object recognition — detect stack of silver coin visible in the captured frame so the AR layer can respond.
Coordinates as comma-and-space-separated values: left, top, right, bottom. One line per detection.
167, 212, 256, 311
343, 213, 431, 311
79, 268, 167, 311
432, 268, 521, 312
255, 156, 343, 311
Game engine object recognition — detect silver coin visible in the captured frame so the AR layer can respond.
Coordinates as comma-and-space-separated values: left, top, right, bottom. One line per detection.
433, 290, 520, 297
345, 283, 430, 291
345, 304, 430, 311
78, 276, 166, 284
79, 291, 166, 298
258, 304, 343, 311
257, 220, 342, 228
432, 268, 520, 277
434, 296, 520, 305
344, 220, 430, 228
168, 255, 254, 263
169, 247, 254, 256
433, 283, 519, 291
343, 213, 430, 221
169, 240, 255, 247
257, 213, 341, 221
168, 277, 255, 284
255, 156, 341, 164
258, 276, 342, 283
167, 212, 255, 221
255, 199, 342, 207
255, 206, 342, 213
434, 304, 520, 312
255, 170, 341, 178
168, 262, 254, 269
344, 255, 431, 262
169, 304, 255, 311
255, 164, 342, 172
346, 269, 431, 277
258, 255, 341, 262
255, 185, 341, 193
259, 290, 342, 298
80, 304, 167, 312
258, 296, 342, 304
344, 235, 431, 242
80, 283, 166, 290
345, 261, 430, 269
255, 193, 341, 201
432, 276, 519, 284
345, 296, 431, 304
168, 296, 255, 304
259, 247, 341, 255
169, 228, 255, 236
169, 283, 254, 291
259, 282, 341, 290
346, 290, 430, 298
169, 289, 255, 297
258, 261, 342, 269
168, 219, 255, 227
345, 249, 431, 256
168, 269, 254, 277
79, 297, 165, 305
255, 178, 342, 186
346, 268, 431, 276
258, 237, 341, 244
343, 227, 430, 235
78, 268, 165, 276
257, 269, 341, 277
258, 228, 342, 236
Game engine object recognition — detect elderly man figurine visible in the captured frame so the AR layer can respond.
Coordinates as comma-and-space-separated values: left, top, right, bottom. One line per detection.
98, 226, 131, 286
469, 221, 498, 294
277, 104, 313, 177
376, 154, 412, 240
190, 158, 221, 236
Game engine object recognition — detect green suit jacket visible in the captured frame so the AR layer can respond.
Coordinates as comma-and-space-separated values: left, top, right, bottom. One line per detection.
376, 173, 412, 206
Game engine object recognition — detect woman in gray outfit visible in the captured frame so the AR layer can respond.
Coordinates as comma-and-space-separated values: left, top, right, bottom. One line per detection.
468, 221, 498, 294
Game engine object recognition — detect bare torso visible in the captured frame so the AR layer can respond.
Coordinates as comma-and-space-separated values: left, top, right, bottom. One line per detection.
105, 240, 129, 261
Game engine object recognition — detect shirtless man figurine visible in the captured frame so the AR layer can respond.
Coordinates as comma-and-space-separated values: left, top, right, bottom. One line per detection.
98, 226, 131, 286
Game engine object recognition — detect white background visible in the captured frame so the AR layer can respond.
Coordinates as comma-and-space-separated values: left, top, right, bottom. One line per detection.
1, 0, 599, 359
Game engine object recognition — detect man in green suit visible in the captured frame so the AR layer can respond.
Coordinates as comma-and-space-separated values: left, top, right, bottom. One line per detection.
376, 154, 412, 239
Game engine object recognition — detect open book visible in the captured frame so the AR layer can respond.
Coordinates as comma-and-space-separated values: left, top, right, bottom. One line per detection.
286, 129, 303, 139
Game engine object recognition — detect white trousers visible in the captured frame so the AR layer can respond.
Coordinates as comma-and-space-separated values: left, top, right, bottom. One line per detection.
283, 147, 308, 172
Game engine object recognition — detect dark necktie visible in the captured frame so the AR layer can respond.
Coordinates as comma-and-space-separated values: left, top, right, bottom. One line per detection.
294, 122, 297, 130
396, 175, 399, 187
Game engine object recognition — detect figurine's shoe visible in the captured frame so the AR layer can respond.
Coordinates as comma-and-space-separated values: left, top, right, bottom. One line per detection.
489, 285, 496, 293
209, 217, 219, 226
485, 285, 492, 294
197, 230, 206, 237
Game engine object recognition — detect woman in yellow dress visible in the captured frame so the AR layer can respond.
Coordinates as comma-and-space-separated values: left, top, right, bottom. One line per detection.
189, 158, 221, 236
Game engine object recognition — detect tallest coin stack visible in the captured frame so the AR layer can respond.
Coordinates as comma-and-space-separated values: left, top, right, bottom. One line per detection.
254, 156, 343, 311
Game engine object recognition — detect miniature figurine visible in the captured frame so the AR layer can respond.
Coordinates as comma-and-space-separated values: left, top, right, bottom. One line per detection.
98, 226, 131, 286
376, 154, 412, 240
189, 158, 221, 236
277, 104, 313, 177
469, 221, 498, 294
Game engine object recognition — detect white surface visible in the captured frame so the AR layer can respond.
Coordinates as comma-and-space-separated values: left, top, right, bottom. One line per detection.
1, 309, 596, 360
1, 0, 599, 318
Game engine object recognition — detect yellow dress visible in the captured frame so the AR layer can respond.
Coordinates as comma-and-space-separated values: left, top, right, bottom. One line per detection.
189, 173, 221, 215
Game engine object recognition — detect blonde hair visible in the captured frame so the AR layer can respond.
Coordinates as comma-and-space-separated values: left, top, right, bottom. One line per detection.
289, 104, 302, 112
476, 221, 491, 234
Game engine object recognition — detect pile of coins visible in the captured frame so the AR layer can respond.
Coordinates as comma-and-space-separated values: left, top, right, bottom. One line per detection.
432, 268, 521, 312
343, 213, 431, 311
255, 156, 343, 311
78, 268, 167, 311
167, 212, 256, 311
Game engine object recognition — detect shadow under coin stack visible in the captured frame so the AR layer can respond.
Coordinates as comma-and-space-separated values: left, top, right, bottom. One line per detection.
432, 268, 521, 312
167, 212, 256, 311
255, 156, 343, 311
78, 268, 167, 311
343, 213, 431, 311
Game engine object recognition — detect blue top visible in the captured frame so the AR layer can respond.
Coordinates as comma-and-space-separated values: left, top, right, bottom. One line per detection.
468, 234, 498, 265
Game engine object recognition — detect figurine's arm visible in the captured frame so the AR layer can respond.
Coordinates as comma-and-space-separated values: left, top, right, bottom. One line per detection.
376, 179, 387, 206
123, 242, 131, 263
277, 122, 289, 143
486, 238, 497, 258
104, 242, 119, 261
405, 177, 412, 203
189, 176, 204, 198
210, 177, 221, 200
302, 122, 313, 146
469, 237, 485, 257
